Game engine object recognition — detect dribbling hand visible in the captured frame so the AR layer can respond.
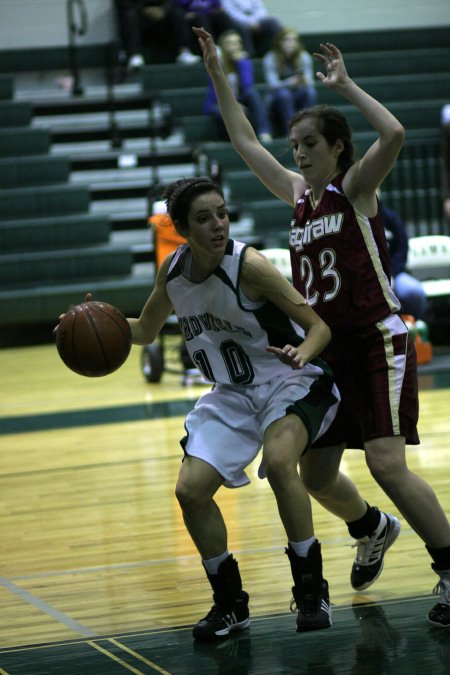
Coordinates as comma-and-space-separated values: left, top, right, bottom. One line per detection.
53, 292, 93, 334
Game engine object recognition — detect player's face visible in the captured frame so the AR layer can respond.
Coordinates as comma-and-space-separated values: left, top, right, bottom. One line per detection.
186, 191, 229, 256
290, 118, 341, 186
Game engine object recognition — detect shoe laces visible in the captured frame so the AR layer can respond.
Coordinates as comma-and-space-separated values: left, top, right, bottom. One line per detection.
352, 528, 386, 565
203, 603, 226, 623
432, 578, 450, 605
290, 590, 321, 615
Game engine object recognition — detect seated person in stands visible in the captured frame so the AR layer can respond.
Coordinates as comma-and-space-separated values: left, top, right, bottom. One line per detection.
221, 0, 282, 57
380, 200, 428, 320
263, 28, 317, 137
203, 30, 272, 142
114, 0, 200, 69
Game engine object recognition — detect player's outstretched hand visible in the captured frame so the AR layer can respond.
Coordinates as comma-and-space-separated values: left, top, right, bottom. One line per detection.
53, 292, 93, 333
313, 42, 349, 89
192, 26, 221, 74
266, 344, 306, 369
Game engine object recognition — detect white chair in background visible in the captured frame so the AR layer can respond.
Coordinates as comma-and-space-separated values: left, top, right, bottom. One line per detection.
407, 235, 450, 299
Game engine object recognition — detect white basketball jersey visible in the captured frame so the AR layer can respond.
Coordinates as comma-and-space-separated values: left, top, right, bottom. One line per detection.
166, 239, 319, 385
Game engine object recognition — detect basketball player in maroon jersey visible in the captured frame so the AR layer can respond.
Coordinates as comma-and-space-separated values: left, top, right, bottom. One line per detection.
194, 26, 450, 628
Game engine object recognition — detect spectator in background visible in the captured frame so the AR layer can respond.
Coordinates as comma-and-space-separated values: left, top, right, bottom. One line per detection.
441, 104, 450, 219
380, 201, 428, 320
221, 0, 282, 57
114, 0, 200, 69
173, 0, 236, 51
263, 28, 317, 137
203, 30, 272, 141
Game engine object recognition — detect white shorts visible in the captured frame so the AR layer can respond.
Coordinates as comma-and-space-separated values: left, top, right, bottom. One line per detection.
181, 364, 340, 488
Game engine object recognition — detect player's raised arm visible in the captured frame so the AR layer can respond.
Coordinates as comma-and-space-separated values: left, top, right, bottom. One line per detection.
193, 26, 302, 207
314, 43, 405, 202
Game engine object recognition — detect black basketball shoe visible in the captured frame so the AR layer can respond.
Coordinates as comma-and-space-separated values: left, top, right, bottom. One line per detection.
286, 541, 332, 632
427, 571, 450, 628
291, 578, 332, 632
193, 555, 250, 641
193, 590, 250, 640
351, 512, 401, 591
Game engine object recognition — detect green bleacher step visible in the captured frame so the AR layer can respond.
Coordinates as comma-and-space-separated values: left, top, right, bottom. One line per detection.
0, 184, 90, 218
141, 62, 208, 92
317, 72, 450, 107
199, 138, 297, 172
0, 213, 110, 253
0, 277, 153, 328
332, 99, 447, 133
247, 200, 293, 231
181, 98, 446, 145
0, 155, 70, 188
0, 101, 32, 127
0, 245, 133, 286
226, 171, 275, 201
181, 115, 221, 143
162, 87, 206, 117
0, 75, 13, 100
301, 27, 450, 54
0, 127, 50, 157
167, 70, 450, 121
335, 47, 450, 78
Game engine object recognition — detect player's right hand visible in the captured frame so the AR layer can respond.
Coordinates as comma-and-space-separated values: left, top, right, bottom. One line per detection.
53, 293, 93, 333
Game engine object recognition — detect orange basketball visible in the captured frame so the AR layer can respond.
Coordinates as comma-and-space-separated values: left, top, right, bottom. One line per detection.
55, 300, 132, 377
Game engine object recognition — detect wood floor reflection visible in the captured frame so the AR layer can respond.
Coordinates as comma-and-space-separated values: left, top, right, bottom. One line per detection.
0, 341, 449, 660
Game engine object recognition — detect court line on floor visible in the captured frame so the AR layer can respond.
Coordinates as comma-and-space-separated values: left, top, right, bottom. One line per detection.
0, 400, 195, 435
108, 638, 172, 675
87, 641, 146, 674
0, 577, 97, 638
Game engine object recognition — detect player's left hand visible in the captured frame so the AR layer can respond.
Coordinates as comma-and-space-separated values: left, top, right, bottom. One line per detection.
313, 42, 349, 89
192, 26, 220, 73
266, 344, 306, 369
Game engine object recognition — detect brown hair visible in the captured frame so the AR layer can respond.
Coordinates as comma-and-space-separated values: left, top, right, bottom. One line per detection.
289, 105, 356, 172
271, 28, 303, 73
163, 178, 225, 234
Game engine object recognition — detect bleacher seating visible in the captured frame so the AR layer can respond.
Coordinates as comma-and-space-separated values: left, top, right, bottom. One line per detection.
0, 74, 154, 344
0, 26, 449, 344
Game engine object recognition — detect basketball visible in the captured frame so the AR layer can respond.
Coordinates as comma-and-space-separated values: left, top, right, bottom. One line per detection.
55, 300, 132, 377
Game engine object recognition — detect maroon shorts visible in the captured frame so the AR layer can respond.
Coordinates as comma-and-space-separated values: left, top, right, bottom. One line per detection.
312, 314, 419, 450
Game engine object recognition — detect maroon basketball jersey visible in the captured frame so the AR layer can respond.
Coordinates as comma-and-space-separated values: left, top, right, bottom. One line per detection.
289, 175, 400, 330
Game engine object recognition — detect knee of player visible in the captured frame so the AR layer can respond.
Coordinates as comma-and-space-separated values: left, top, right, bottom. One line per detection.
175, 477, 205, 511
365, 441, 407, 485
301, 470, 334, 496
263, 449, 299, 487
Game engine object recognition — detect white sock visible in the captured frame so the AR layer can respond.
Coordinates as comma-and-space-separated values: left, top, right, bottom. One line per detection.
203, 551, 230, 575
288, 536, 316, 557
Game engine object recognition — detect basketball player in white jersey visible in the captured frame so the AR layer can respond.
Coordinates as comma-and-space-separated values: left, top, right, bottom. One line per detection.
128, 177, 340, 639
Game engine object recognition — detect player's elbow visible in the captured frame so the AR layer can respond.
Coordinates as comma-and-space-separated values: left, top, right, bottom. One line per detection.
308, 318, 332, 354
320, 321, 332, 349
386, 122, 405, 151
